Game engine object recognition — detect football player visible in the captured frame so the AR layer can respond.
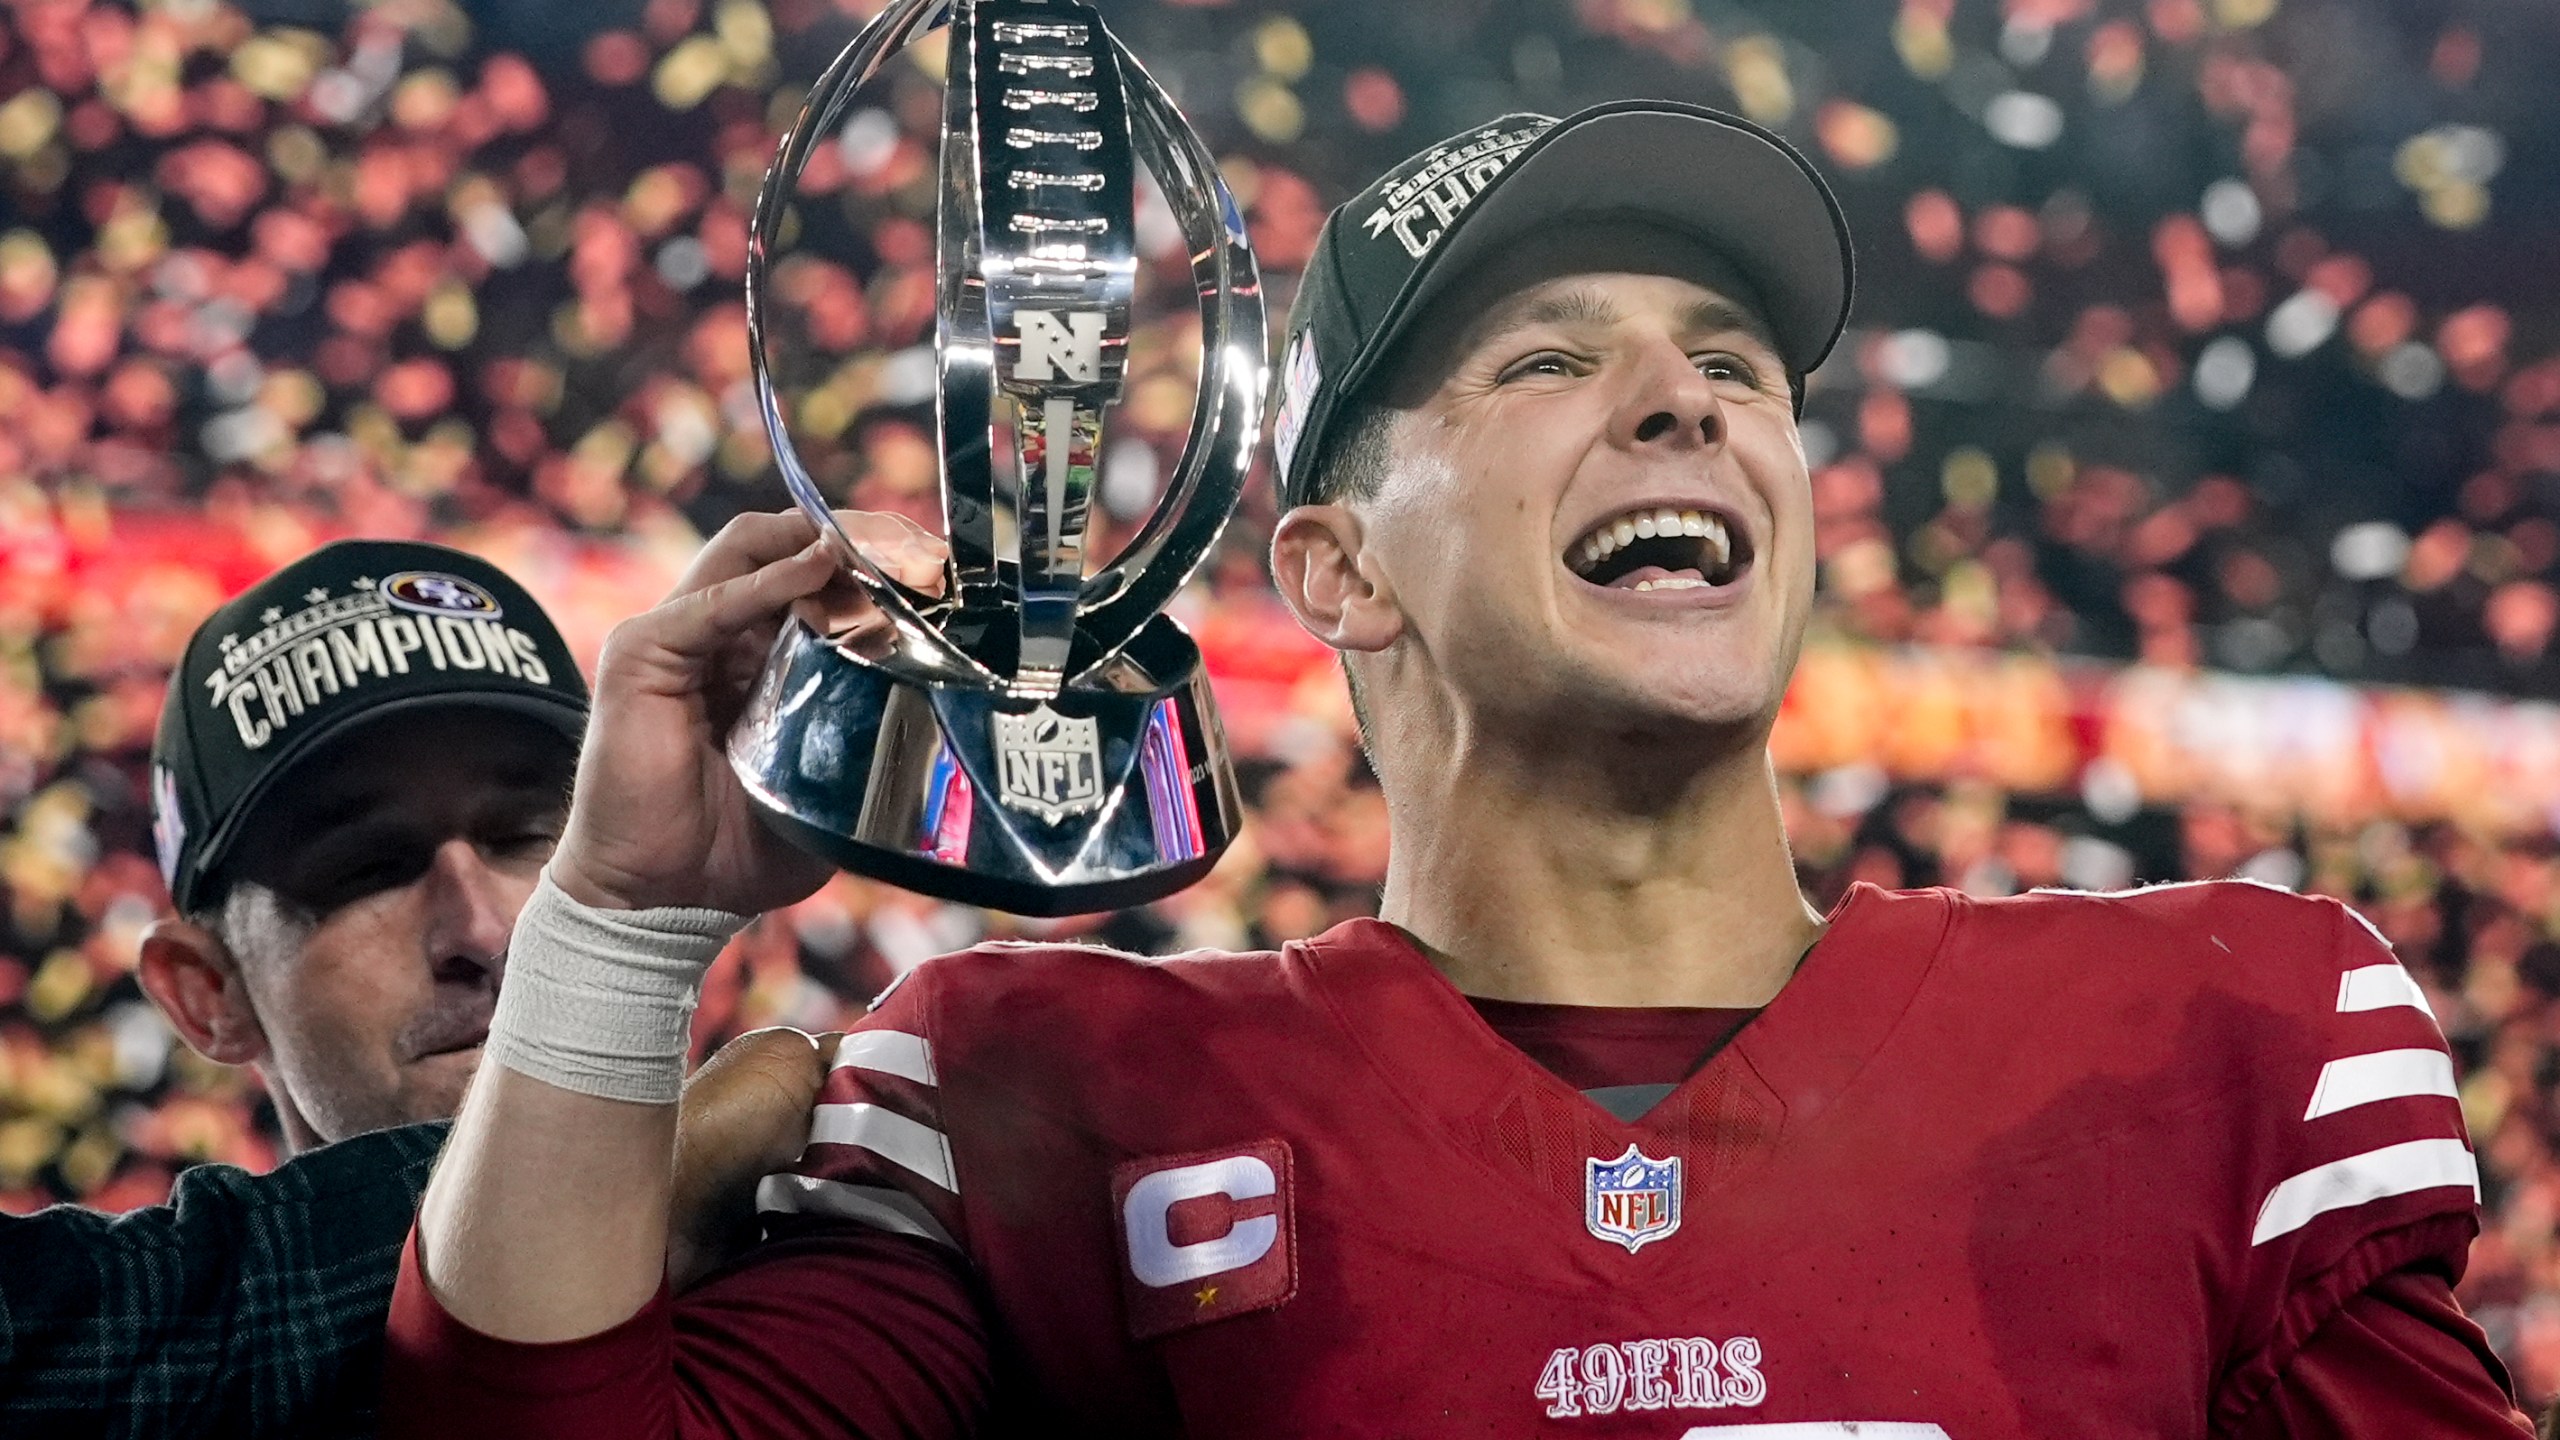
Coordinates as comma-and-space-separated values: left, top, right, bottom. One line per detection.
384, 104, 2530, 1437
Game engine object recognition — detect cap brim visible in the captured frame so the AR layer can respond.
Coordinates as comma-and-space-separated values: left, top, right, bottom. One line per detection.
1342, 101, 1853, 406
182, 689, 586, 910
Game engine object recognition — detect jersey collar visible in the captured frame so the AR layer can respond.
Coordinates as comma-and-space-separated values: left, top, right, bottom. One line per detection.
1290, 884, 1955, 1154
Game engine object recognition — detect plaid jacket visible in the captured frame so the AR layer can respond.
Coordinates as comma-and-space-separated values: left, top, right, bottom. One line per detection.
0, 1121, 445, 1439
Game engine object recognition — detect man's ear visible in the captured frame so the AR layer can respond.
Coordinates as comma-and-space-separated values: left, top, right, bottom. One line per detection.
1271, 503, 1404, 655
136, 917, 270, 1066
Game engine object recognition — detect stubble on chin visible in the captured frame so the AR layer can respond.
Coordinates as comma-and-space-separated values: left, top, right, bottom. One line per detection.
278, 1047, 475, 1145
400, 1046, 483, 1126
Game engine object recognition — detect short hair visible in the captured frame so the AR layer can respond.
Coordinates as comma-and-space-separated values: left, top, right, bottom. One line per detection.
188, 878, 313, 969
1295, 396, 1399, 510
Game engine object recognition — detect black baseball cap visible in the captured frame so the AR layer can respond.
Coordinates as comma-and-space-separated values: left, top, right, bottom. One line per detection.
1272, 100, 1856, 508
151, 539, 589, 914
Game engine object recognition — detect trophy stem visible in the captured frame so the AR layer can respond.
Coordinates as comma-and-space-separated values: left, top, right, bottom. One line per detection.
964, 0, 1136, 698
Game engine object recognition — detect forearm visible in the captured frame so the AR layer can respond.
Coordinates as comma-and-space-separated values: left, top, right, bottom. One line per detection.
416, 1065, 676, 1341
402, 507, 878, 1351
412, 874, 741, 1342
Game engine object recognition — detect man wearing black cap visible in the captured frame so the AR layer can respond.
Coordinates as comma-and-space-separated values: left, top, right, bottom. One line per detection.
0, 540, 851, 1438
140, 540, 591, 1153
387, 105, 2528, 1437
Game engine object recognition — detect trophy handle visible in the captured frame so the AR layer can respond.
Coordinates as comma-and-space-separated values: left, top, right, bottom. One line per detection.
934, 0, 1004, 615
747, 0, 998, 689
1066, 44, 1264, 681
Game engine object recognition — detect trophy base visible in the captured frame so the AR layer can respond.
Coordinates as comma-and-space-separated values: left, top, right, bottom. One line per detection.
727, 614, 1242, 916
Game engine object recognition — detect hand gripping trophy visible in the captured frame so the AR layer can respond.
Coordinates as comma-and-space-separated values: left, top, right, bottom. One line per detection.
729, 0, 1264, 915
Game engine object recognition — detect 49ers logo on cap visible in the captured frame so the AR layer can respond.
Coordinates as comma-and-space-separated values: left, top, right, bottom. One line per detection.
1111, 1139, 1294, 1339
381, 571, 505, 619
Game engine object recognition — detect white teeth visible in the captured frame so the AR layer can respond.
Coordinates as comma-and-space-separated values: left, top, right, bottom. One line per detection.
1633, 577, 1709, 592
1566, 506, 1739, 579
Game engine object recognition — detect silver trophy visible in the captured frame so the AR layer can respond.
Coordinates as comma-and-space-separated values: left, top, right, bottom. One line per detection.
728, 0, 1263, 915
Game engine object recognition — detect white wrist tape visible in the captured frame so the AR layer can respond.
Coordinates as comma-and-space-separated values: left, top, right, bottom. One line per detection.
484, 871, 749, 1105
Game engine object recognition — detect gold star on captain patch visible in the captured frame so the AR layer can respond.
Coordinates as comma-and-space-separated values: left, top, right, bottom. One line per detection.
260, 607, 282, 623
305, 587, 329, 602
1193, 1284, 1218, 1309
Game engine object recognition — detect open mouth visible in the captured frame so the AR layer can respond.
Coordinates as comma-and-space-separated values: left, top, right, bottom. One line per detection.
1565, 505, 1753, 592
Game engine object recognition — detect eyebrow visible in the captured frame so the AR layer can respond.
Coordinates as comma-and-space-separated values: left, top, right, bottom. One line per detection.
1469, 286, 1784, 360
1678, 296, 1783, 357
1472, 286, 1621, 351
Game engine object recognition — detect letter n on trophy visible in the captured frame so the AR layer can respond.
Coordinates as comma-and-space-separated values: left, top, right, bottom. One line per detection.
727, 0, 1262, 916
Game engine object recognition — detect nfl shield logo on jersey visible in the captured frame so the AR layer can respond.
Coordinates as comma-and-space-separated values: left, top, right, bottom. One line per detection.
1586, 1144, 1682, 1253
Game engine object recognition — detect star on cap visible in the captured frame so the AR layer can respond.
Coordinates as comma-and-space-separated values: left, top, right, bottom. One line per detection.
218, 633, 238, 650
260, 607, 283, 623
350, 576, 375, 589
305, 587, 329, 602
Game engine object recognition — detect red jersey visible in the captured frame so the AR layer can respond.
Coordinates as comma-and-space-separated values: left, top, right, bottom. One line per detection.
388, 881, 2525, 1438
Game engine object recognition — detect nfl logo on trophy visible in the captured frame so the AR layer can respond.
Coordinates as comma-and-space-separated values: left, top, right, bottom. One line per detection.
1586, 1145, 1683, 1253
995, 706, 1105, 825
724, 0, 1262, 915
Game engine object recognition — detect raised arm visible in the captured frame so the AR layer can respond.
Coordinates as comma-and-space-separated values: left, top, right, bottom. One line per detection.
406, 509, 946, 1344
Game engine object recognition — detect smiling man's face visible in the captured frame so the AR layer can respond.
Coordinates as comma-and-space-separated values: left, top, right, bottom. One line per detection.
1342, 218, 1816, 751
205, 707, 574, 1145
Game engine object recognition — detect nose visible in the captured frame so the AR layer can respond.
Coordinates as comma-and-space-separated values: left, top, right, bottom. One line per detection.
418, 838, 523, 986
1608, 333, 1725, 453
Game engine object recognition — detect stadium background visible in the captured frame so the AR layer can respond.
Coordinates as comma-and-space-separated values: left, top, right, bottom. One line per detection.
5, 0, 2560, 1399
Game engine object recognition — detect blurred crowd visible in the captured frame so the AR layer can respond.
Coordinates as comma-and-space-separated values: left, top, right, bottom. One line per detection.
7, 0, 2560, 1404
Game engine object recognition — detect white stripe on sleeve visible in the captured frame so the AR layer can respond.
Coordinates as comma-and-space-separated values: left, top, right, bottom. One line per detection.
833, 1029, 937, 1085
808, 1102, 958, 1192
756, 1173, 958, 1248
1674, 1426, 1951, 1439
2302, 1048, 2460, 1120
2335, 964, 2433, 1017
2251, 1138, 2479, 1245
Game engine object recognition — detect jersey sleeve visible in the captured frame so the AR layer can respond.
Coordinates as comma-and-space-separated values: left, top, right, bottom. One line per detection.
2213, 896, 2487, 1427
2220, 1257, 2530, 1439
756, 962, 969, 1259
384, 1218, 992, 1440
